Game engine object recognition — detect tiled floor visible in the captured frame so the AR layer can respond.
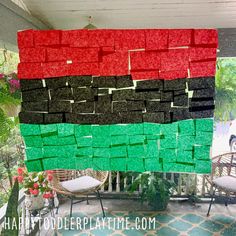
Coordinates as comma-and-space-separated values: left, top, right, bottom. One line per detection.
39, 199, 236, 236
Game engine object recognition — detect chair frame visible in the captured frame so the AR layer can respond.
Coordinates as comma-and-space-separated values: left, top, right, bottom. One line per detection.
205, 152, 236, 216
50, 169, 109, 218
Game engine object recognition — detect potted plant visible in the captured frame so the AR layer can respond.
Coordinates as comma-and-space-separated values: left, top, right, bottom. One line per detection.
128, 172, 176, 211
0, 72, 21, 117
14, 167, 54, 211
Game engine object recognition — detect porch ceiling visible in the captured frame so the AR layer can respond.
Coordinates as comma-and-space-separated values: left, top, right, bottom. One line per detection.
22, 0, 236, 29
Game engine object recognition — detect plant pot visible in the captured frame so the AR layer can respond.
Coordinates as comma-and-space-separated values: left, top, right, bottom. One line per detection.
25, 194, 45, 211
148, 194, 170, 211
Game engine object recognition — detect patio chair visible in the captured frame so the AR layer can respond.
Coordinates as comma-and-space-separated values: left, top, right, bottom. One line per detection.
50, 169, 109, 218
206, 152, 236, 216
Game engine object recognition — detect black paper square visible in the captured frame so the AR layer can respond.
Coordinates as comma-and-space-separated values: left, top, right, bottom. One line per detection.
50, 87, 73, 100
112, 101, 127, 113
116, 75, 134, 88
44, 113, 63, 124
143, 112, 165, 123
21, 101, 48, 112
21, 88, 49, 102
19, 112, 44, 124
46, 77, 68, 89
68, 76, 92, 87
72, 102, 94, 113
93, 76, 116, 88
49, 101, 72, 113
20, 79, 43, 91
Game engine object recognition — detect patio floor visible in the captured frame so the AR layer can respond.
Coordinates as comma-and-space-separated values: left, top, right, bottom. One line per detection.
38, 198, 236, 236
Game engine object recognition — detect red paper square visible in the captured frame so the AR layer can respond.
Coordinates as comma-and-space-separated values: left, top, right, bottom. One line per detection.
189, 48, 217, 61
159, 70, 188, 80
190, 61, 216, 78
63, 48, 100, 62
194, 29, 218, 46
19, 48, 46, 63
100, 51, 128, 76
46, 48, 66, 61
42, 62, 69, 78
17, 30, 34, 48
34, 30, 61, 46
169, 29, 192, 47
131, 70, 159, 80
18, 63, 43, 79
130, 51, 161, 70
145, 29, 169, 50
67, 30, 115, 48
115, 30, 145, 50
61, 30, 77, 45
161, 49, 189, 71
88, 30, 115, 47
69, 62, 99, 76
102, 46, 115, 53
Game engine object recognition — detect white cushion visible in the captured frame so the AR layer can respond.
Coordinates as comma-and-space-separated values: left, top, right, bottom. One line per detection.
61, 176, 102, 193
213, 176, 236, 192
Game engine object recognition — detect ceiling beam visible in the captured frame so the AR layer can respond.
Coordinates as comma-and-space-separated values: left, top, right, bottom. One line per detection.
0, 0, 51, 52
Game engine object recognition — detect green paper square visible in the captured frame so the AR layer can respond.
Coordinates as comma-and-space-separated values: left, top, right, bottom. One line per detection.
160, 136, 177, 149
127, 124, 144, 135
93, 148, 110, 158
160, 122, 178, 135
26, 147, 43, 160
93, 137, 110, 147
76, 147, 93, 157
127, 158, 145, 172
146, 135, 161, 140
75, 156, 92, 170
92, 125, 110, 136
143, 123, 160, 135
145, 158, 162, 171
129, 135, 145, 145
93, 157, 110, 170
110, 124, 128, 135
111, 135, 129, 146
76, 136, 92, 147
146, 140, 159, 158
160, 149, 176, 163
195, 131, 213, 146
24, 136, 43, 148
42, 157, 58, 170
75, 125, 91, 137
20, 124, 41, 136
177, 150, 194, 164
195, 160, 212, 173
57, 123, 74, 137
110, 146, 127, 158
25, 159, 43, 172
195, 119, 213, 132
40, 124, 58, 135
43, 136, 76, 146
57, 157, 75, 169
44, 145, 77, 158
177, 135, 195, 150
194, 145, 211, 160
178, 119, 195, 135
110, 158, 127, 171
163, 162, 195, 173
128, 145, 145, 158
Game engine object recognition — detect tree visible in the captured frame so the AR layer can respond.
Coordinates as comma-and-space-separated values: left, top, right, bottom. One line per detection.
215, 58, 236, 121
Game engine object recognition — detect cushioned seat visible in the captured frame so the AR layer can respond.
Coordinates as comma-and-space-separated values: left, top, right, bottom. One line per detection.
213, 176, 236, 192
61, 176, 102, 193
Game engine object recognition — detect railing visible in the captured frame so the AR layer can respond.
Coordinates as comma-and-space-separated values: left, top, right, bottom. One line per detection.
100, 172, 212, 197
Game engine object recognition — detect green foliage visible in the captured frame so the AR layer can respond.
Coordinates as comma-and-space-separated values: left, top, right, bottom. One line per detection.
128, 172, 176, 210
1, 180, 19, 236
215, 58, 236, 121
